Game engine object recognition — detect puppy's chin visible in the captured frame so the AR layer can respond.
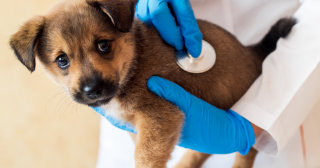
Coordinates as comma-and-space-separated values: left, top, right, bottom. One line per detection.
72, 94, 114, 107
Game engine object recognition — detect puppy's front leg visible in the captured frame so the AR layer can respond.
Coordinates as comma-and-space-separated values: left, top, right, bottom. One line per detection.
134, 104, 184, 168
174, 149, 211, 168
232, 148, 258, 168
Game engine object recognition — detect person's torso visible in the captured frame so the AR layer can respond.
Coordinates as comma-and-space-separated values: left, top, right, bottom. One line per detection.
190, 0, 300, 45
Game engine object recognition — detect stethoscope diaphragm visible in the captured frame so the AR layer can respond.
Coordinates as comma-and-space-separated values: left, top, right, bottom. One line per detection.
176, 40, 216, 73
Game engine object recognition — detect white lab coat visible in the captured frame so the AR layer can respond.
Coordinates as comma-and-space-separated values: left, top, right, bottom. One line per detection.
96, 0, 320, 167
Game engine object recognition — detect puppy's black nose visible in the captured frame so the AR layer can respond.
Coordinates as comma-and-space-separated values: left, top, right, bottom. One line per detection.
83, 81, 103, 100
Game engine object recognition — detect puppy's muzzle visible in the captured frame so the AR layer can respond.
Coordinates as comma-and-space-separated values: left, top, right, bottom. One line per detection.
74, 77, 118, 106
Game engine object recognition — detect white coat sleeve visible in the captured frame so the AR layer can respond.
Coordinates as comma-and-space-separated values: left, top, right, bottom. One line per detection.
231, 0, 320, 155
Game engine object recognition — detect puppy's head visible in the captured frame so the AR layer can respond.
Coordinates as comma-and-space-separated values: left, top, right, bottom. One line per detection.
10, 0, 137, 106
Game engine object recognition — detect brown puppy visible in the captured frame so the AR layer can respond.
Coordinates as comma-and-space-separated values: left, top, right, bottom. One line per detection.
9, 0, 296, 167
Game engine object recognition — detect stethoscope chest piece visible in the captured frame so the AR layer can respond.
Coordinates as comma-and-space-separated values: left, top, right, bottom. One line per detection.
176, 40, 216, 73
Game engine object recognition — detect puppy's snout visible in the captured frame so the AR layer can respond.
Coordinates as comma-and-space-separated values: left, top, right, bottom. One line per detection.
83, 81, 103, 100
76, 76, 119, 106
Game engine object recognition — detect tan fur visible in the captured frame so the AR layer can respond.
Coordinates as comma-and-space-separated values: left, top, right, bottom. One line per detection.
174, 150, 211, 168
9, 16, 45, 72
8, 0, 268, 167
233, 148, 258, 168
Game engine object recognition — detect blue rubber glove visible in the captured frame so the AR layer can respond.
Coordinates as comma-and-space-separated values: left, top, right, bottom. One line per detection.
92, 76, 255, 155
135, 0, 203, 57
147, 76, 255, 155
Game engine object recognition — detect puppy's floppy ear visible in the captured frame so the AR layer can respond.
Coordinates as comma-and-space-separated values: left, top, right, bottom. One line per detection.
9, 16, 45, 72
87, 0, 137, 32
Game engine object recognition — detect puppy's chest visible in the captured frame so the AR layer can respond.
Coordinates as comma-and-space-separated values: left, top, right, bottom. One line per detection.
99, 98, 132, 122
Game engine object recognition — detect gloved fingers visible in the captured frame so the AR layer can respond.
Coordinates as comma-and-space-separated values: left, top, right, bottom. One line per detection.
147, 76, 194, 112
169, 0, 202, 57
135, 0, 152, 24
147, 76, 227, 117
148, 0, 184, 50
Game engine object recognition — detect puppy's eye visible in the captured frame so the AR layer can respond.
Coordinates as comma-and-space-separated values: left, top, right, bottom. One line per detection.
55, 54, 70, 69
97, 40, 111, 54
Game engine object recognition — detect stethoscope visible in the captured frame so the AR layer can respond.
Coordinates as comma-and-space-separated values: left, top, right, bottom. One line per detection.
176, 40, 216, 73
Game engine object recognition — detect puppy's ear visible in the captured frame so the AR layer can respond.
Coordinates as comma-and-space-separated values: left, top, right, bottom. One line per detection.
9, 16, 45, 72
87, 0, 137, 32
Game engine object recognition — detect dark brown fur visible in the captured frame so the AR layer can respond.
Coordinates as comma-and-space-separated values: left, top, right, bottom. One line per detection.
9, 0, 295, 167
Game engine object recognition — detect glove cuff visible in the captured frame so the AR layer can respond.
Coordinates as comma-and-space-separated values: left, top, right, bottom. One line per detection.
228, 109, 255, 155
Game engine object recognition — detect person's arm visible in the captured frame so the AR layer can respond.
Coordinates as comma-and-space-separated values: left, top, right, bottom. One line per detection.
252, 124, 263, 138
232, 0, 320, 155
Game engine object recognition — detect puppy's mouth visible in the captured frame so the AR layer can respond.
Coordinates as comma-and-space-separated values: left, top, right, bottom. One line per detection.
72, 94, 114, 107
87, 97, 112, 107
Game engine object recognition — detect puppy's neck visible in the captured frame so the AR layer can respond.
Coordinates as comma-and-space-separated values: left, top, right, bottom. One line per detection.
116, 20, 177, 100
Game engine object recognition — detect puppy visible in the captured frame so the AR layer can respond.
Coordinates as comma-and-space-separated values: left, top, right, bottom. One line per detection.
9, 0, 296, 167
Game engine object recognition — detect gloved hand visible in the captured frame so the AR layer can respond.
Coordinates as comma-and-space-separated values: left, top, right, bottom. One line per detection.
135, 0, 203, 57
92, 76, 255, 155
147, 76, 255, 155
